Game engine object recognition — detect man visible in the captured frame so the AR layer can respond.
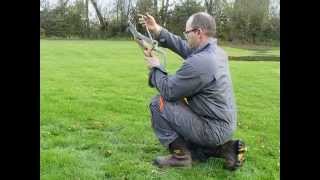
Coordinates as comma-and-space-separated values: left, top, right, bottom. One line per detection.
140, 12, 246, 170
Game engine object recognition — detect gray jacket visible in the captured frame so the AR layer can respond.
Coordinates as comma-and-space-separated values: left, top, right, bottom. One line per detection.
148, 28, 237, 130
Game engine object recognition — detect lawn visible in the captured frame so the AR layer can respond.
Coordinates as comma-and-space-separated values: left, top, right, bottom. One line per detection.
40, 40, 279, 179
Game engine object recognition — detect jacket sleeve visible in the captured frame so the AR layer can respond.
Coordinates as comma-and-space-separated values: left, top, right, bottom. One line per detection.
148, 61, 204, 101
156, 28, 194, 59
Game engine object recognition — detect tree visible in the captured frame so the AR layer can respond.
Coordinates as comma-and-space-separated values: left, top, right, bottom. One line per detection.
167, 0, 205, 36
90, 0, 108, 31
203, 0, 230, 39
40, 0, 86, 38
204, 0, 214, 14
39, 0, 279, 43
110, 0, 132, 35
136, 0, 154, 14
229, 0, 270, 43
159, 0, 170, 26
40, 0, 50, 10
85, 0, 90, 37
153, 0, 158, 18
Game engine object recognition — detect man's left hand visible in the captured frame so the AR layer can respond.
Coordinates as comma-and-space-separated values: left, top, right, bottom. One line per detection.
144, 49, 160, 69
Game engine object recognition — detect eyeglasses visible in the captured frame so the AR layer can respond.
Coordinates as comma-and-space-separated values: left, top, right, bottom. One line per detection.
183, 28, 199, 38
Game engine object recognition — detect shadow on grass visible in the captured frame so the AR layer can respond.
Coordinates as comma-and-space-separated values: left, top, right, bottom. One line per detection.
229, 55, 280, 61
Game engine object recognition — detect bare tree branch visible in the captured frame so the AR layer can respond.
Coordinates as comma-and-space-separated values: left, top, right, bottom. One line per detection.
90, 0, 107, 31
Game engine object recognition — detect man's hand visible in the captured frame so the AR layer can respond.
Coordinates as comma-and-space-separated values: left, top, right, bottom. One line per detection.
144, 49, 160, 70
138, 13, 162, 36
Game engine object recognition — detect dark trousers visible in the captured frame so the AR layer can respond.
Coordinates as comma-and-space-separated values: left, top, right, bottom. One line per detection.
149, 95, 233, 149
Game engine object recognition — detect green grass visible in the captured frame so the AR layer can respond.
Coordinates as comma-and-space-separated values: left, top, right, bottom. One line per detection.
41, 40, 279, 179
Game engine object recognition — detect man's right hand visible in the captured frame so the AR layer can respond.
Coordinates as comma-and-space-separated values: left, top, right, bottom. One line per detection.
138, 13, 162, 36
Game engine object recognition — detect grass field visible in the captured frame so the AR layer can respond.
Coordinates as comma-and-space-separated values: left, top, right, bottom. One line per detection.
40, 40, 280, 179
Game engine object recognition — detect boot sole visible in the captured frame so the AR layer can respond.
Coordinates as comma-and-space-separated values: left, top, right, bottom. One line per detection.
236, 140, 247, 167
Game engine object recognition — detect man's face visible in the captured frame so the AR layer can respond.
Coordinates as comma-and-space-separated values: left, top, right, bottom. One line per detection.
185, 19, 200, 49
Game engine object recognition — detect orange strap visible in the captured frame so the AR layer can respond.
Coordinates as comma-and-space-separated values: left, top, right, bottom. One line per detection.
159, 96, 164, 112
159, 96, 187, 112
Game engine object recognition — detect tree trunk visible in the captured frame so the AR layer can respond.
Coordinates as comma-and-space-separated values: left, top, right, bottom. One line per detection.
85, 0, 90, 37
163, 0, 169, 26
154, 0, 158, 17
63, 0, 70, 7
205, 0, 214, 15
120, 0, 125, 25
160, 0, 165, 24
90, 0, 107, 31
116, 0, 119, 23
58, 0, 70, 8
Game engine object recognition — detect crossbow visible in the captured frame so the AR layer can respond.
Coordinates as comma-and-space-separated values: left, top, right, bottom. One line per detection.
127, 14, 167, 68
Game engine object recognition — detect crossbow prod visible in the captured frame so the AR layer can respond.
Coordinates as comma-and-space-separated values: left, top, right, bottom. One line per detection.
127, 15, 167, 68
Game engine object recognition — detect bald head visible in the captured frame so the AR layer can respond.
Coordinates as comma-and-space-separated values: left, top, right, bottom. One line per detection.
187, 12, 216, 37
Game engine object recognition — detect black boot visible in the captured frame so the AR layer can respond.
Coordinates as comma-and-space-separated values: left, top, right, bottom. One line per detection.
153, 137, 192, 168
202, 140, 247, 170
186, 142, 211, 163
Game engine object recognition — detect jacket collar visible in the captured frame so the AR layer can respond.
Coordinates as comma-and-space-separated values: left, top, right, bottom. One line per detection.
192, 38, 217, 54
